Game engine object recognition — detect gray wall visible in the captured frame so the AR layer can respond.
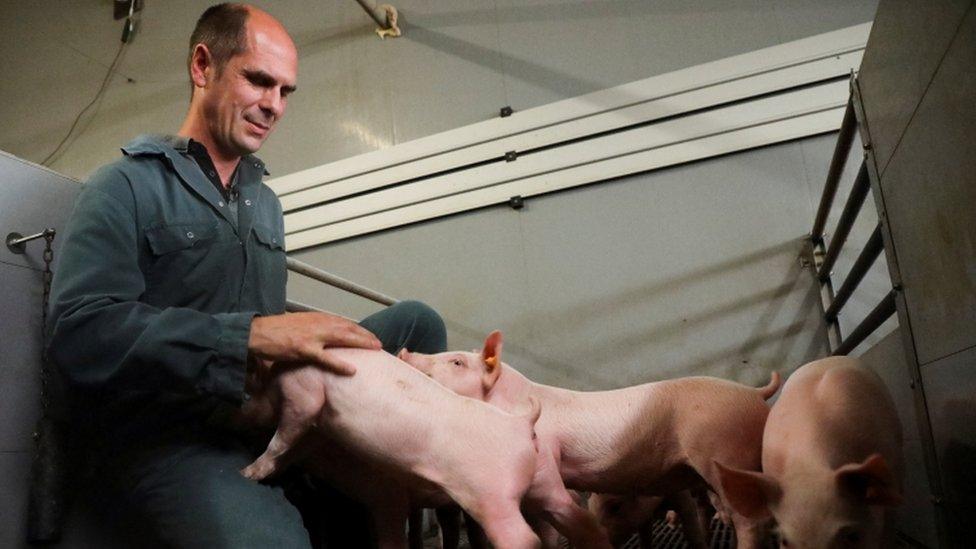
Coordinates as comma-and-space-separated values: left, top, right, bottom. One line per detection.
0, 152, 80, 547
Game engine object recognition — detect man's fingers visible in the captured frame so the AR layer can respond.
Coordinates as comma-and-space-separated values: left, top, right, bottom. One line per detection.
313, 349, 357, 376
329, 323, 382, 350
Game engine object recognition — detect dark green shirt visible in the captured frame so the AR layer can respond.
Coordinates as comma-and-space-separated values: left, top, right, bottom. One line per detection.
48, 134, 287, 440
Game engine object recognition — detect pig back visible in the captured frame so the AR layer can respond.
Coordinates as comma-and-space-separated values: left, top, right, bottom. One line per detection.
315, 348, 540, 494
763, 357, 903, 475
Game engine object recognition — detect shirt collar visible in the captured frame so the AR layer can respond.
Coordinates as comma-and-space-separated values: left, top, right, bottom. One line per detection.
120, 134, 270, 176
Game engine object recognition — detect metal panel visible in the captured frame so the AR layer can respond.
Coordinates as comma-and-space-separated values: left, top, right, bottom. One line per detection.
0, 264, 44, 453
856, 0, 973, 175
270, 24, 870, 200
859, 329, 939, 548
0, 151, 80, 270
920, 344, 976, 549
873, 6, 976, 367
287, 107, 844, 250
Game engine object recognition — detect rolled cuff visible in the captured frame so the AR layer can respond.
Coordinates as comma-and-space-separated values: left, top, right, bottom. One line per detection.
201, 311, 259, 402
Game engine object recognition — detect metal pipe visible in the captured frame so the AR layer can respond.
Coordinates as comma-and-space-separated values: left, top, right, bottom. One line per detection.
285, 299, 326, 313
811, 100, 856, 243
832, 289, 897, 356
286, 257, 397, 306
824, 224, 884, 321
818, 161, 871, 282
352, 0, 389, 29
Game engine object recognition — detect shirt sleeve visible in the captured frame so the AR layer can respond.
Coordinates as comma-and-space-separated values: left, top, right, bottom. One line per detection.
47, 165, 252, 402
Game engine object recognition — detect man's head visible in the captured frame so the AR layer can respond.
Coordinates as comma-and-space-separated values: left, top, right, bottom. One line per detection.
185, 3, 297, 159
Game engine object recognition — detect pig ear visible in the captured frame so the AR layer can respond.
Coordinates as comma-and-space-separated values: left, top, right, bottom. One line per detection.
713, 461, 779, 520
482, 331, 503, 392
835, 453, 903, 506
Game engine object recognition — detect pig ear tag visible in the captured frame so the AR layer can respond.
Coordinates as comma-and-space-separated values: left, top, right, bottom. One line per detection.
482, 356, 502, 392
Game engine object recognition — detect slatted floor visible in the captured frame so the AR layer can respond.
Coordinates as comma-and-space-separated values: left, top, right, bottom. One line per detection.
618, 517, 740, 549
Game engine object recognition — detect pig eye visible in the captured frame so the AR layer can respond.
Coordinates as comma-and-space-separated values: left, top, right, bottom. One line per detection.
451, 359, 464, 368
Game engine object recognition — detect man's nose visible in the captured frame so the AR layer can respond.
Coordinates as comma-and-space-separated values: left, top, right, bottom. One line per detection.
259, 88, 285, 119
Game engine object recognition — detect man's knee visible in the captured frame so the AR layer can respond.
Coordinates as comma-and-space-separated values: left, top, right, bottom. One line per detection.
386, 300, 447, 353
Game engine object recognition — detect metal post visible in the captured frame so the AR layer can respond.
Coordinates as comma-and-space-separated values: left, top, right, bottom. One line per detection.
352, 0, 389, 29
824, 223, 884, 321
811, 100, 856, 243
286, 257, 397, 306
832, 290, 897, 356
818, 161, 871, 282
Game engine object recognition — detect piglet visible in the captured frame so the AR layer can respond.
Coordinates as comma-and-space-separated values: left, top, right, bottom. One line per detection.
399, 330, 780, 548
239, 348, 545, 549
715, 356, 903, 548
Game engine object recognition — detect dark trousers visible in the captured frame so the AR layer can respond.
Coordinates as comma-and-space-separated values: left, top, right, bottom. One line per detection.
98, 300, 447, 549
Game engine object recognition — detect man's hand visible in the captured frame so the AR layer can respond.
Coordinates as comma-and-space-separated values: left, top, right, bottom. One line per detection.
247, 312, 381, 375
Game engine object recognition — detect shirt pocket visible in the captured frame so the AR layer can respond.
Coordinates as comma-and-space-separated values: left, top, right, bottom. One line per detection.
143, 222, 228, 308
145, 222, 219, 255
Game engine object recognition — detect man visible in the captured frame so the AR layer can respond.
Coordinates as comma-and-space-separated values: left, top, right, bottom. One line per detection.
47, 4, 446, 547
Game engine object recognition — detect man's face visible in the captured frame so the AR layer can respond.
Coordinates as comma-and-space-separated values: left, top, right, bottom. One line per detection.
203, 20, 297, 158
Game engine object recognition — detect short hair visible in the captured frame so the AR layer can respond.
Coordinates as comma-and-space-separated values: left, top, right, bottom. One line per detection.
187, 3, 249, 79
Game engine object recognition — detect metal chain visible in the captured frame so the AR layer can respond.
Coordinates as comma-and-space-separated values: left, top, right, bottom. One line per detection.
39, 230, 56, 422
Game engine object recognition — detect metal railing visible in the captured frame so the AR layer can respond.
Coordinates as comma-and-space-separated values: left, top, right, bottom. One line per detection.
808, 85, 897, 356
284, 257, 398, 313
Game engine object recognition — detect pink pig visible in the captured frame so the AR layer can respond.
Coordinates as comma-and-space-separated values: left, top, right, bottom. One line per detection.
239, 347, 610, 549
715, 356, 904, 549
398, 330, 780, 548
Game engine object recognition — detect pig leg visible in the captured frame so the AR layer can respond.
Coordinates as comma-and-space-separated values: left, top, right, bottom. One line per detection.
673, 490, 708, 549
462, 497, 540, 549
524, 453, 611, 549
242, 375, 326, 480
463, 511, 490, 549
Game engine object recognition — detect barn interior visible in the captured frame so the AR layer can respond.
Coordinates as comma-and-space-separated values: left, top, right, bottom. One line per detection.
1, 1, 973, 547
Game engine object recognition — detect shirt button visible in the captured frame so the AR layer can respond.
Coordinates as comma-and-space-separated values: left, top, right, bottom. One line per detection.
244, 199, 253, 206
208, 170, 216, 177
218, 201, 225, 207
186, 232, 195, 239
253, 162, 260, 168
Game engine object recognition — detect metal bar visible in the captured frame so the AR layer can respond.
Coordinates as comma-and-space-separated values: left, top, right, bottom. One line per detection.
352, 0, 389, 29
832, 289, 897, 356
811, 100, 856, 243
824, 223, 884, 321
6, 228, 55, 253
286, 257, 397, 306
818, 161, 870, 282
852, 77, 948, 545
285, 299, 326, 313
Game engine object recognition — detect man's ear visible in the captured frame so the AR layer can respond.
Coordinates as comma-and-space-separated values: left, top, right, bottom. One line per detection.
714, 461, 780, 520
835, 453, 903, 506
189, 43, 214, 89
482, 330, 503, 392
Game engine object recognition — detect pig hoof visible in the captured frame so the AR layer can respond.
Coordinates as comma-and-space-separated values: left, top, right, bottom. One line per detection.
241, 463, 272, 481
